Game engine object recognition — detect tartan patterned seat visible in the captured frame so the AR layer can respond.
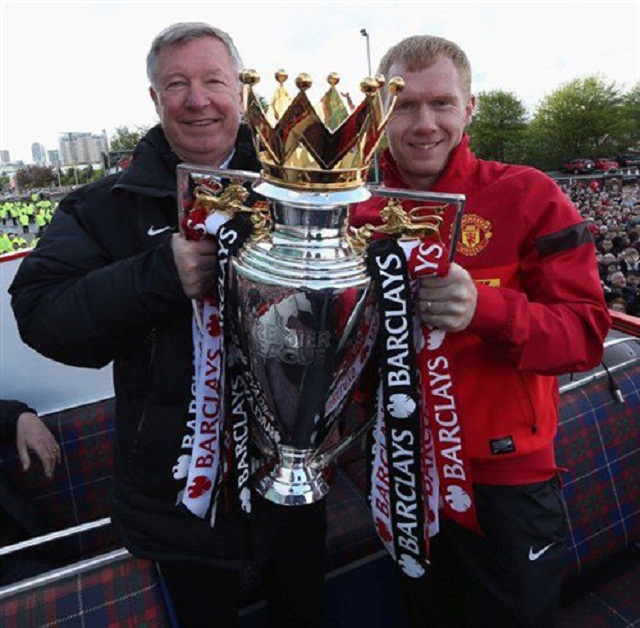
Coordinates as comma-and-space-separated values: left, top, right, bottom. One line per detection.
0, 398, 118, 561
557, 361, 640, 581
0, 552, 170, 628
556, 356, 640, 625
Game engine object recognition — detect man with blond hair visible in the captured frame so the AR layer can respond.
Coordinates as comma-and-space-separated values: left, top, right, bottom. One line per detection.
352, 34, 610, 626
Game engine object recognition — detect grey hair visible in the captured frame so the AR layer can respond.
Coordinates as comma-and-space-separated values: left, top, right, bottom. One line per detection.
146, 22, 243, 85
378, 35, 472, 97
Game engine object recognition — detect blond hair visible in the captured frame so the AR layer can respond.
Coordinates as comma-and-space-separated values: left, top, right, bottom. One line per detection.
378, 35, 472, 97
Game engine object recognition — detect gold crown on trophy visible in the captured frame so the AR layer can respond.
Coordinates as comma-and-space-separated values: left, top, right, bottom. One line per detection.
239, 69, 405, 191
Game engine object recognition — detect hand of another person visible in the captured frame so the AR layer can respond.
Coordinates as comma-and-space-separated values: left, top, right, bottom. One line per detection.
171, 233, 219, 299
16, 411, 61, 479
417, 262, 478, 333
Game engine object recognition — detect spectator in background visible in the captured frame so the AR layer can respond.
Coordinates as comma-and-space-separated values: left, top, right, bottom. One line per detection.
607, 294, 628, 313
0, 400, 61, 584
0, 230, 11, 255
600, 238, 614, 254
600, 252, 619, 280
626, 270, 640, 292
621, 247, 640, 275
0, 400, 60, 479
608, 269, 628, 290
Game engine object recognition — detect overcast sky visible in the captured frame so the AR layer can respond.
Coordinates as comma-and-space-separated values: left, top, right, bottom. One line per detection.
1, 0, 638, 163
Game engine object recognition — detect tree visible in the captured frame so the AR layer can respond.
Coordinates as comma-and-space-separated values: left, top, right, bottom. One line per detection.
0, 172, 10, 193
528, 76, 627, 168
59, 168, 75, 187
110, 125, 149, 151
79, 164, 94, 184
619, 82, 640, 152
467, 90, 528, 163
15, 165, 56, 190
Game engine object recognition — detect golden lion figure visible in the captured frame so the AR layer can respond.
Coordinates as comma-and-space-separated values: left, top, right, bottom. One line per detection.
192, 181, 272, 240
193, 182, 250, 215
349, 198, 445, 250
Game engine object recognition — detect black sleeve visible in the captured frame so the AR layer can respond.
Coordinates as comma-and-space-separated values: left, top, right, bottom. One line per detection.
9, 186, 188, 368
0, 400, 35, 441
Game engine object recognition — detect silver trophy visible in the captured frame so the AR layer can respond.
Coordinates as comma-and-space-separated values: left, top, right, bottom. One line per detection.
178, 70, 464, 506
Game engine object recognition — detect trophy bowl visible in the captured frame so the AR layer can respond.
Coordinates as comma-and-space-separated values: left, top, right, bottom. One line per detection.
230, 179, 378, 505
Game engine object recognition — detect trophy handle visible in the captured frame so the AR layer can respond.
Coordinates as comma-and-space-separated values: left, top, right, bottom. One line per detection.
309, 413, 376, 470
365, 185, 466, 262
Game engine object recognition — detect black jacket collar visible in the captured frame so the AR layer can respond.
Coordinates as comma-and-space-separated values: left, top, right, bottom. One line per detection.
113, 124, 260, 199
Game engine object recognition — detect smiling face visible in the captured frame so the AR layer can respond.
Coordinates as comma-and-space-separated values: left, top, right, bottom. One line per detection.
149, 37, 241, 167
386, 57, 475, 190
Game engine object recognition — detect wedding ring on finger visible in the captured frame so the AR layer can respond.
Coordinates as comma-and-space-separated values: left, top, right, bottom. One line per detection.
423, 300, 433, 314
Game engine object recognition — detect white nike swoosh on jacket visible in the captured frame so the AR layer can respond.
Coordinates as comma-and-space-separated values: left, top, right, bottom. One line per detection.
528, 542, 555, 561
147, 225, 172, 236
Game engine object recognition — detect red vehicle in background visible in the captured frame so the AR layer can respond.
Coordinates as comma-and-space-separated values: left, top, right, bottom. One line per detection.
593, 157, 620, 172
562, 158, 595, 174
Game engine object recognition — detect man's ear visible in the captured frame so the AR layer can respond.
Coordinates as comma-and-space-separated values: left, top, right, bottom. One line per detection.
149, 86, 159, 111
465, 94, 476, 125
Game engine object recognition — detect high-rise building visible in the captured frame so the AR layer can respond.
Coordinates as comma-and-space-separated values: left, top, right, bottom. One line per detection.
48, 150, 61, 167
32, 143, 47, 165
0, 150, 10, 165
59, 132, 107, 165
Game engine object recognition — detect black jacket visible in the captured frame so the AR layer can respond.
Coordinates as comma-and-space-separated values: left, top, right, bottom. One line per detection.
9, 125, 271, 569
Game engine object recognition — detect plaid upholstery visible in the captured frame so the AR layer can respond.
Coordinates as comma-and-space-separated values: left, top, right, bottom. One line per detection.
559, 563, 640, 627
0, 554, 170, 627
0, 398, 118, 560
557, 361, 640, 581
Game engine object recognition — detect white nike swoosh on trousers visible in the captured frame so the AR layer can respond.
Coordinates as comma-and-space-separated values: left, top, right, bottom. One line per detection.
528, 542, 555, 561
147, 225, 172, 236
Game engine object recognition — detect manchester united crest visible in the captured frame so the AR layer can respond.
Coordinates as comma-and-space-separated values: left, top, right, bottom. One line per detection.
456, 214, 492, 256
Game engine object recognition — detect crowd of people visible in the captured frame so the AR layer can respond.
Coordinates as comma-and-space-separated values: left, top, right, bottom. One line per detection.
0, 193, 58, 253
560, 176, 640, 316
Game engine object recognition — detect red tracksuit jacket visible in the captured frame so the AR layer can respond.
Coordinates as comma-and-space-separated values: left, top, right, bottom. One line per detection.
351, 136, 611, 484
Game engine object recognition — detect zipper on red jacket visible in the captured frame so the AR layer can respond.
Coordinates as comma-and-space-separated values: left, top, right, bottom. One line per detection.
518, 371, 539, 434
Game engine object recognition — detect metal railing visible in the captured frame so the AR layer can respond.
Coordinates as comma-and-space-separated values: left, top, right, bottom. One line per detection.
0, 516, 130, 600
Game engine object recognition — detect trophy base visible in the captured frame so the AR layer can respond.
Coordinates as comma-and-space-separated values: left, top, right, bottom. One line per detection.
253, 446, 331, 506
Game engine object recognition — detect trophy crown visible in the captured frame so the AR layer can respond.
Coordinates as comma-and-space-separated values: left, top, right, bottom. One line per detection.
240, 68, 404, 191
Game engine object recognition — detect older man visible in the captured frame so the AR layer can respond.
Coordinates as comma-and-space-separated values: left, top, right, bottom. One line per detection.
10, 23, 325, 627
352, 35, 610, 626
